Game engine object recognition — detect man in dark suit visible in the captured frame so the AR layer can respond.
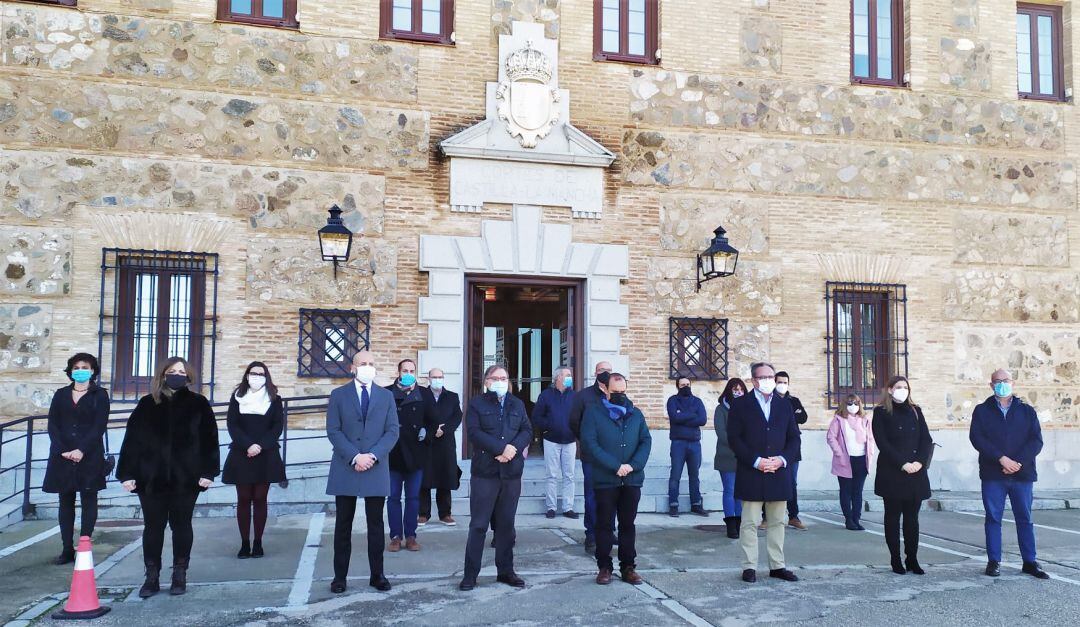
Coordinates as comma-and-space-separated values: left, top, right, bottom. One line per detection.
460, 365, 532, 591
325, 350, 399, 594
727, 361, 801, 584
568, 361, 613, 552
419, 367, 463, 526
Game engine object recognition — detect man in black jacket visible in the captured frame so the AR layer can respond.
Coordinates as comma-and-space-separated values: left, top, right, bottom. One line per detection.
385, 359, 438, 552
568, 360, 613, 552
460, 365, 532, 591
774, 371, 808, 530
969, 368, 1048, 579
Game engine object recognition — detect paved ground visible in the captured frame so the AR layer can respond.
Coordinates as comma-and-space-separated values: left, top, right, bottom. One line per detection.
2, 506, 1079, 626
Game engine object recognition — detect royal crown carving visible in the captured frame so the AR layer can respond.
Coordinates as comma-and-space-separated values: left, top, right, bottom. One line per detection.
505, 42, 552, 84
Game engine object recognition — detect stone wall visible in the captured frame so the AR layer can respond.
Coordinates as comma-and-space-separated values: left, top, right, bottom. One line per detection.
0, 0, 1077, 439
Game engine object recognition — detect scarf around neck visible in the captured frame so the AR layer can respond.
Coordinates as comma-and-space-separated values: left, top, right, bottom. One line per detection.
236, 388, 271, 415
601, 398, 628, 421
840, 413, 869, 445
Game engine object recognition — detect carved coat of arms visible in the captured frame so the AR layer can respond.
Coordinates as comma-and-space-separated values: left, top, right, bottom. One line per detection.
496, 42, 561, 148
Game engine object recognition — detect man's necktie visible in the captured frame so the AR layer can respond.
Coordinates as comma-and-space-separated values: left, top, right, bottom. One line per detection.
361, 384, 369, 419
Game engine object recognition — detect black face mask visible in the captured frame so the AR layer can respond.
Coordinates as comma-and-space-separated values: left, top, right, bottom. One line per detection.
165, 374, 188, 390
678, 386, 692, 397
596, 371, 611, 386
608, 392, 628, 406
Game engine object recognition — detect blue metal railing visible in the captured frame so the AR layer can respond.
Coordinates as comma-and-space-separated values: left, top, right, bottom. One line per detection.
0, 394, 330, 520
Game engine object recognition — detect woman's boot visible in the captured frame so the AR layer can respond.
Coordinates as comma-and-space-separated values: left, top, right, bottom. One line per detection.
139, 560, 161, 598
723, 517, 738, 539
170, 557, 189, 595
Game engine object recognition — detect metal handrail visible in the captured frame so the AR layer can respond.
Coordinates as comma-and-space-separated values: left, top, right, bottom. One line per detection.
0, 394, 331, 519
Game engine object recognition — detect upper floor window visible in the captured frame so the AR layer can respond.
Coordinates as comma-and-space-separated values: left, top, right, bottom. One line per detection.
594, 0, 659, 65
217, 0, 299, 29
380, 0, 454, 44
825, 282, 908, 409
1017, 3, 1065, 101
98, 250, 220, 402
851, 0, 904, 86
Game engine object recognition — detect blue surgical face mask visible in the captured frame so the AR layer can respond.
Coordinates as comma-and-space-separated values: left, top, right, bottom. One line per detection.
994, 381, 1012, 398
429, 378, 444, 390
562, 376, 573, 388
71, 369, 93, 384
400, 373, 416, 387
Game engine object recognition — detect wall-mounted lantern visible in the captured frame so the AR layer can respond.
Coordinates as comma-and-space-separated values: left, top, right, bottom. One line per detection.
318, 205, 353, 279
696, 226, 739, 291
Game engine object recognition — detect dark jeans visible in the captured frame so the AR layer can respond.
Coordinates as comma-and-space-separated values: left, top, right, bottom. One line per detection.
388, 469, 423, 539
58, 490, 98, 551
464, 475, 521, 579
668, 440, 702, 508
419, 488, 453, 519
883, 497, 922, 560
837, 456, 868, 523
982, 479, 1036, 563
333, 496, 385, 582
139, 491, 199, 565
594, 486, 641, 572
787, 461, 800, 519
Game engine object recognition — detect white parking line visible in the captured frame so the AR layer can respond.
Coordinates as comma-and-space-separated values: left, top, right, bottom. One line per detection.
801, 513, 1080, 587
954, 510, 1080, 536
287, 512, 325, 607
0, 526, 60, 559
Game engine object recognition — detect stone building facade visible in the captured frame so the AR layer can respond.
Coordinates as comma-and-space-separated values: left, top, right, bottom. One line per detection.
1, 0, 1077, 474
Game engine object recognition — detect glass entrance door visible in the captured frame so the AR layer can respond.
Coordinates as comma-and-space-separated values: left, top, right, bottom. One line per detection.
464, 277, 585, 457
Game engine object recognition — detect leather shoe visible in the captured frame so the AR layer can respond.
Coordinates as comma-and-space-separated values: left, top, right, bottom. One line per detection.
496, 573, 526, 588
769, 568, 799, 582
405, 536, 421, 552
668, 506, 679, 518
458, 578, 476, 591
1022, 561, 1050, 580
330, 579, 346, 594
596, 568, 613, 585
563, 510, 579, 519
53, 549, 76, 565
546, 509, 556, 519
417, 516, 429, 526
584, 539, 596, 553
369, 576, 391, 591
388, 537, 402, 552
741, 569, 756, 583
621, 568, 643, 585
690, 505, 709, 517
788, 517, 808, 530
985, 561, 1000, 577
440, 516, 457, 526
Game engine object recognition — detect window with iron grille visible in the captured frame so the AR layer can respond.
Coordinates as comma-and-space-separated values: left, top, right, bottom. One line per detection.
298, 309, 371, 378
825, 282, 908, 409
217, 0, 299, 29
98, 250, 220, 402
1016, 3, 1065, 102
851, 0, 905, 86
594, 0, 660, 65
669, 317, 728, 381
380, 0, 454, 44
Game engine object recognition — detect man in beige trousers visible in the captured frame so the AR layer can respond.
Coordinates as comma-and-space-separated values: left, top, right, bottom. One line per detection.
725, 362, 802, 583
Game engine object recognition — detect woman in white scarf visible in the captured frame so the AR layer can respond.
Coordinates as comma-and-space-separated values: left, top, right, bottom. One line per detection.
222, 362, 286, 558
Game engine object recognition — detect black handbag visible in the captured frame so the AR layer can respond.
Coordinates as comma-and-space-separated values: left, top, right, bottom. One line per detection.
96, 391, 116, 479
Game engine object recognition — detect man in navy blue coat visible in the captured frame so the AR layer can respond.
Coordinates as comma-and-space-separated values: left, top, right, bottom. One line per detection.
727, 362, 801, 584
969, 368, 1048, 580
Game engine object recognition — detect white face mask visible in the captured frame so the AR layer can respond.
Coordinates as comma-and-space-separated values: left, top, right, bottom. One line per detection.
489, 380, 509, 397
757, 379, 776, 395
846, 404, 859, 415
429, 378, 444, 390
247, 374, 266, 391
891, 388, 909, 403
354, 365, 377, 385
775, 383, 789, 395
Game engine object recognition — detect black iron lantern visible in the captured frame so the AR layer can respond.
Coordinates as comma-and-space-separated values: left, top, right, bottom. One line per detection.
696, 225, 739, 291
318, 205, 353, 279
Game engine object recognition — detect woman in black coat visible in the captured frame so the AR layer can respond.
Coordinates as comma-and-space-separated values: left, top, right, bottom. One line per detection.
117, 356, 219, 598
872, 375, 933, 575
43, 353, 110, 564
419, 370, 463, 525
222, 362, 285, 559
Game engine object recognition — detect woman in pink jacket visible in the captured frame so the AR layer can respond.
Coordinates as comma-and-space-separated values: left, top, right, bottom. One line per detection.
827, 394, 876, 530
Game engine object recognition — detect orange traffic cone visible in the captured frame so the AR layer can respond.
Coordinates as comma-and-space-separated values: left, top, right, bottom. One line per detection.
51, 535, 111, 620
